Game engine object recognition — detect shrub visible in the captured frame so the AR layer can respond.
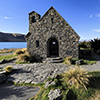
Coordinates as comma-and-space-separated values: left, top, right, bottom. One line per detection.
5, 65, 13, 73
14, 49, 24, 55
21, 48, 27, 53
17, 51, 37, 63
17, 52, 30, 62
65, 56, 72, 65
90, 38, 100, 52
63, 66, 90, 90
97, 49, 100, 55
79, 41, 91, 49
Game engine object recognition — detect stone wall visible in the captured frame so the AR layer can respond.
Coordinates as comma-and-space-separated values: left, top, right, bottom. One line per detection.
26, 6, 80, 59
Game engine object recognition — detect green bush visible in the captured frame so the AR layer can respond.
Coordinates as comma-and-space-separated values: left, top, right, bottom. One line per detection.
79, 38, 100, 52
90, 38, 100, 52
79, 41, 91, 49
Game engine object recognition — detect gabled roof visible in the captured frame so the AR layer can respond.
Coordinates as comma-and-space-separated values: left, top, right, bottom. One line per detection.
29, 11, 41, 16
40, 6, 57, 20
40, 6, 80, 39
26, 6, 80, 39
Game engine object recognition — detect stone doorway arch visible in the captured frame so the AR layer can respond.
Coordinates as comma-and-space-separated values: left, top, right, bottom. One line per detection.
47, 37, 59, 57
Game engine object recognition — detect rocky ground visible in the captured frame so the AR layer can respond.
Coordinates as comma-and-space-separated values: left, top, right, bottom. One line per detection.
0, 53, 100, 100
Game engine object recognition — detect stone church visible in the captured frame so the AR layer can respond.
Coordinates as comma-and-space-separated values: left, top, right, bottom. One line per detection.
25, 6, 80, 60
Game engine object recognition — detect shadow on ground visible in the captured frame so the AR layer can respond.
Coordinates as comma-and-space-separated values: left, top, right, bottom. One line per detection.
0, 83, 40, 100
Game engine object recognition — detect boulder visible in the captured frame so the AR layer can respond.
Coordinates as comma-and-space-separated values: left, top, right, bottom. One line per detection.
51, 74, 58, 79
48, 89, 62, 100
75, 60, 82, 65
45, 81, 56, 88
0, 59, 6, 64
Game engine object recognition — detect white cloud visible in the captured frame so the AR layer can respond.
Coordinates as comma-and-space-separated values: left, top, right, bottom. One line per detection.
95, 14, 100, 17
89, 15, 93, 18
92, 29, 100, 32
4, 16, 15, 19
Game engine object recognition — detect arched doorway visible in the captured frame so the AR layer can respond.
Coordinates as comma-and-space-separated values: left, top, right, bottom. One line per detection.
47, 37, 59, 57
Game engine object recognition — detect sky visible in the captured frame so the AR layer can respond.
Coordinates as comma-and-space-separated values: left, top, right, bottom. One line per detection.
0, 0, 100, 41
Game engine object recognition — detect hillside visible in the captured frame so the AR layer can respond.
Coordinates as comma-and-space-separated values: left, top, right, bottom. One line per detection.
0, 32, 26, 42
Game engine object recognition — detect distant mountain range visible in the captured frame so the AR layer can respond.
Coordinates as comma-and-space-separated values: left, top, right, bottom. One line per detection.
0, 32, 26, 42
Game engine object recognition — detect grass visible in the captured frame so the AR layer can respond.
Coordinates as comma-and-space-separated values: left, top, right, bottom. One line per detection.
63, 66, 90, 90
80, 47, 91, 50
0, 54, 17, 60
63, 58, 96, 65
14, 82, 44, 87
15, 61, 29, 64
0, 48, 18, 54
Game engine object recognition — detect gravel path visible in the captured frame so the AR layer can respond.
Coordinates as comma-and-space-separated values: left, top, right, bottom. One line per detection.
81, 53, 100, 72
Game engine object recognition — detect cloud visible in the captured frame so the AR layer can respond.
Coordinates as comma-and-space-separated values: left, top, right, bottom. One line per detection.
4, 16, 15, 19
95, 14, 100, 17
92, 29, 100, 32
89, 13, 100, 18
89, 15, 93, 18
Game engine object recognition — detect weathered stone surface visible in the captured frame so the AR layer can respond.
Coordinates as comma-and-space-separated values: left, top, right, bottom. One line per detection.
75, 60, 82, 65
0, 59, 7, 64
0, 74, 6, 84
25, 6, 80, 60
0, 58, 16, 64
0, 70, 6, 74
45, 81, 56, 88
51, 74, 58, 79
48, 89, 62, 100
7, 63, 68, 84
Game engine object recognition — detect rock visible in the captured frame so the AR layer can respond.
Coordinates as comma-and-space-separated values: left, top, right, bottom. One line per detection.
51, 74, 58, 79
48, 89, 62, 100
0, 59, 6, 64
0, 70, 6, 74
45, 81, 56, 88
75, 60, 82, 65
0, 74, 6, 84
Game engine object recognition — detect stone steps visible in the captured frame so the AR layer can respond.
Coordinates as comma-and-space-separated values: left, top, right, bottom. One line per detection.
43, 57, 63, 63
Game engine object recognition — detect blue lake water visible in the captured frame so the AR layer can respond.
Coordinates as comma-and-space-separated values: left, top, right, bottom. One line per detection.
0, 42, 27, 49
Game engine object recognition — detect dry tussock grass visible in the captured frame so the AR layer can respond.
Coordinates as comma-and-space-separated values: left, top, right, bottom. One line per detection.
63, 66, 90, 90
14, 48, 27, 55
65, 56, 72, 65
0, 48, 17, 53
17, 52, 30, 62
5, 65, 13, 73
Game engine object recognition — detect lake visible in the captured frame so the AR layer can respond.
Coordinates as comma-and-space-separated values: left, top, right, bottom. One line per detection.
0, 42, 27, 49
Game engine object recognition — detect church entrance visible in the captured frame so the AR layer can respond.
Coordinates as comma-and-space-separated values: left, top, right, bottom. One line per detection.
47, 38, 59, 57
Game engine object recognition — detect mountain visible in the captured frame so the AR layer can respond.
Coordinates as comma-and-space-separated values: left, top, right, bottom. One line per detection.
0, 32, 26, 42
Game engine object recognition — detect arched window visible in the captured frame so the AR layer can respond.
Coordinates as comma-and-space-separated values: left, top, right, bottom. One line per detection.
51, 18, 53, 24
36, 40, 39, 47
32, 16, 36, 23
